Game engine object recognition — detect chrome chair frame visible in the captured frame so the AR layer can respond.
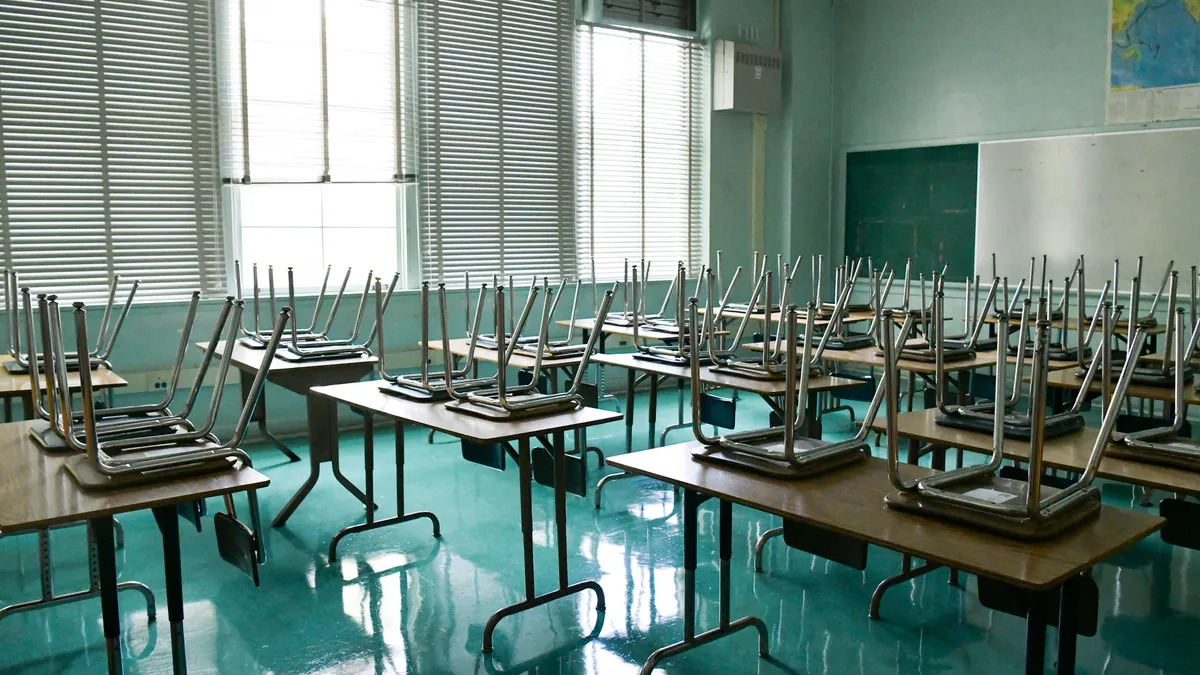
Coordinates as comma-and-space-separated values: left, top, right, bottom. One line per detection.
884, 307, 1148, 540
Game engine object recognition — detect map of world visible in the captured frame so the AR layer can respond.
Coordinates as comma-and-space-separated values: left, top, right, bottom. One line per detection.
1112, 0, 1200, 91
1108, 0, 1200, 123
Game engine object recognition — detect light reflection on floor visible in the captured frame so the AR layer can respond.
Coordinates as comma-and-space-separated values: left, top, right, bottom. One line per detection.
0, 390, 1198, 674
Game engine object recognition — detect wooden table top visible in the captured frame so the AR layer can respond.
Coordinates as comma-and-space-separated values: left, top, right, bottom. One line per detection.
743, 342, 1077, 375
591, 352, 866, 396
1043, 367, 1197, 405
696, 307, 876, 326
0, 355, 127, 397
869, 409, 1200, 496
557, 317, 691, 342
744, 338, 1075, 374
983, 314, 1169, 336
310, 379, 623, 445
198, 340, 378, 373
424, 337, 583, 370
0, 420, 269, 533
607, 443, 1163, 590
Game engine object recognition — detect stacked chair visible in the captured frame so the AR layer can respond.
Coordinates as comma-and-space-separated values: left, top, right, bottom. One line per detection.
1108, 307, 1200, 469
687, 271, 909, 478
934, 293, 1111, 440
375, 273, 614, 421
877, 271, 978, 364
442, 282, 615, 420
5, 269, 138, 373
235, 260, 396, 362
883, 297, 1149, 540
377, 279, 491, 401
27, 285, 292, 585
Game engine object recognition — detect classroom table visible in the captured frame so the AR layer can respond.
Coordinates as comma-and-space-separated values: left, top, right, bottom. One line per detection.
592, 352, 865, 441
1043, 366, 1200, 406
421, 337, 604, 458
984, 313, 1170, 336
698, 306, 876, 326
588, 351, 868, 508
0, 420, 269, 674
307, 379, 622, 656
607, 443, 1163, 675
746, 341, 1079, 375
983, 314, 1167, 355
867, 408, 1200, 498
195, 341, 377, 523
423, 337, 584, 371
559, 317, 692, 343
0, 354, 127, 421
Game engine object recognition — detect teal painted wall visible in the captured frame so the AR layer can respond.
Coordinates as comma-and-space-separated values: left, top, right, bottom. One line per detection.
836, 0, 1110, 151
783, 0, 835, 286
703, 0, 788, 273
831, 0, 1200, 261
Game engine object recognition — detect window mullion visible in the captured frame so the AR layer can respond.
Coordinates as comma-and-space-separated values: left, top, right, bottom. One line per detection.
639, 34, 646, 265
319, 0, 331, 182
392, 0, 403, 181
238, 0, 250, 182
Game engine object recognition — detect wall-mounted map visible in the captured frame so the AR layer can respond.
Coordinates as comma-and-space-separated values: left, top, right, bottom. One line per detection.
1108, 0, 1200, 124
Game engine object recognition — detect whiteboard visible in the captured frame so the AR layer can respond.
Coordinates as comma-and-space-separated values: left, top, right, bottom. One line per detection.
975, 127, 1200, 291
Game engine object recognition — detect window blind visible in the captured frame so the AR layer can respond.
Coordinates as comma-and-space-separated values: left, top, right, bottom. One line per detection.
416, 0, 576, 284
575, 24, 706, 282
0, 0, 225, 301
219, 0, 413, 184
599, 0, 696, 32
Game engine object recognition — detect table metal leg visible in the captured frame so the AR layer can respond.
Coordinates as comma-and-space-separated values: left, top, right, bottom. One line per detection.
482, 437, 605, 654
93, 515, 124, 674
640, 493, 768, 675
1026, 588, 1051, 675
242, 370, 300, 462
753, 526, 784, 572
20, 392, 32, 421
328, 417, 440, 560
869, 554, 944, 620
0, 524, 153, 624
657, 375, 697, 446
594, 368, 639, 510
805, 390, 823, 439
648, 374, 659, 447
273, 393, 373, 527
1057, 578, 1079, 674
152, 507, 187, 674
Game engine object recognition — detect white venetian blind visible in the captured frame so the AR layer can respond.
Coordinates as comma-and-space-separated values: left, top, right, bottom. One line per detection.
219, 0, 411, 183
575, 24, 706, 282
417, 0, 576, 284
0, 0, 225, 300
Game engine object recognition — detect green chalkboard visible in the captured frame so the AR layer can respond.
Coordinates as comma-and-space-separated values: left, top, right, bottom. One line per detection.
844, 143, 978, 281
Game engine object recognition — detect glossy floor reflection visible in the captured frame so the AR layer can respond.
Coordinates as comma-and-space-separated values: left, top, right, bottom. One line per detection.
1, 390, 1198, 674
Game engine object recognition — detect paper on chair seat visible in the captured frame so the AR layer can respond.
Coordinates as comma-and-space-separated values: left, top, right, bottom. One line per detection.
964, 487, 1018, 504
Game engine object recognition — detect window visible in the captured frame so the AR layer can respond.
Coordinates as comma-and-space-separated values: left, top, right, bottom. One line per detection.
597, 0, 696, 32
0, 0, 225, 301
217, 0, 416, 288
416, 0, 576, 285
575, 24, 706, 282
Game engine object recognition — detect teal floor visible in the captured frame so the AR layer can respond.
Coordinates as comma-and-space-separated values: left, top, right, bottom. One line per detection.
2, 390, 1199, 674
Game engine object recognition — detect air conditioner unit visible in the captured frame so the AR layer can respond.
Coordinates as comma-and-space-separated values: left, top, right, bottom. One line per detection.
713, 40, 783, 115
